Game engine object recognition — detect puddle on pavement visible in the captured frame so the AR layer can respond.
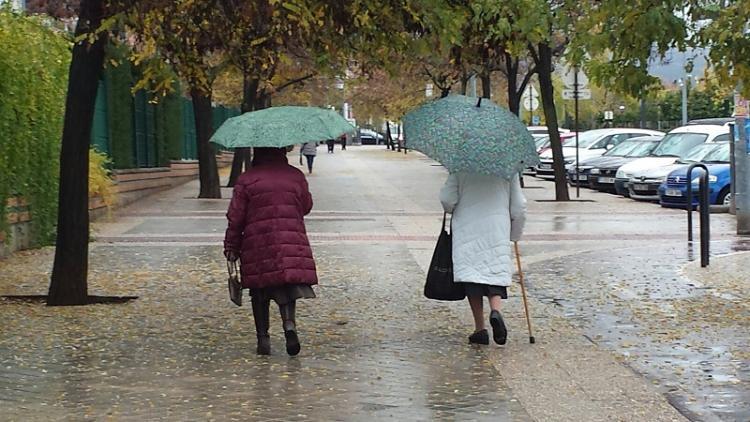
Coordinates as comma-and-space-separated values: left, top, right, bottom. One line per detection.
526, 241, 750, 421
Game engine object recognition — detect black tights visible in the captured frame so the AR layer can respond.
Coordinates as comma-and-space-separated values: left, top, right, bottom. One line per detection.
251, 297, 296, 336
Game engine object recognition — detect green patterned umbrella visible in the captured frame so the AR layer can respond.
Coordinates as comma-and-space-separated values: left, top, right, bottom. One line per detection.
210, 106, 356, 148
403, 95, 539, 178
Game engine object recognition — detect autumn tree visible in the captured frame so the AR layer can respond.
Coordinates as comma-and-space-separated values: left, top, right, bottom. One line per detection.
692, 0, 750, 97
214, 0, 326, 186
47, 0, 129, 305
129, 0, 224, 199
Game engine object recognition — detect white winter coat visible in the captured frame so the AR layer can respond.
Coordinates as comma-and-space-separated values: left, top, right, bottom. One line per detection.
439, 173, 527, 287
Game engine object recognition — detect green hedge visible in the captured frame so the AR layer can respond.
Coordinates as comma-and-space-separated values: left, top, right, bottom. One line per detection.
0, 10, 70, 244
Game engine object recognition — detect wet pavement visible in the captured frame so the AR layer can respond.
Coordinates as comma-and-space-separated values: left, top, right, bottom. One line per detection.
1, 146, 746, 421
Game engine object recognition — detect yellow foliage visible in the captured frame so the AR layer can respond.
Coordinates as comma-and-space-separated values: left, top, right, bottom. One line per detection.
89, 148, 117, 210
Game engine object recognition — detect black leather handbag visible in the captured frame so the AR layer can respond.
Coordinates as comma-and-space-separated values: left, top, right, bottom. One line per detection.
227, 260, 243, 307
424, 213, 465, 301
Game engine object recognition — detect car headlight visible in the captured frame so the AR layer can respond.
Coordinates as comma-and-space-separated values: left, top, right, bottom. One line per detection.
590, 168, 600, 175
692, 175, 718, 184
616, 170, 631, 179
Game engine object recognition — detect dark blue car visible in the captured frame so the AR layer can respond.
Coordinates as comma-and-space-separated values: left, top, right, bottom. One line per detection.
658, 143, 731, 208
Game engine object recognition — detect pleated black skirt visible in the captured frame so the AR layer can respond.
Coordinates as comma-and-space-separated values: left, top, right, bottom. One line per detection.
249, 284, 316, 305
457, 282, 508, 299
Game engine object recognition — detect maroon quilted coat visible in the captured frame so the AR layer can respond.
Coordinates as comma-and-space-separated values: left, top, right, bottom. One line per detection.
224, 148, 317, 289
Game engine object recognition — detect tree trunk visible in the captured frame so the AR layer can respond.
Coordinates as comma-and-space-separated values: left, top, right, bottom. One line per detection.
47, 0, 107, 306
505, 54, 521, 116
228, 76, 260, 187
191, 88, 221, 199
481, 73, 491, 99
536, 43, 569, 201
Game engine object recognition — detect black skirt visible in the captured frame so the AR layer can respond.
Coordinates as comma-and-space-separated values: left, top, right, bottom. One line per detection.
457, 282, 508, 299
249, 284, 316, 305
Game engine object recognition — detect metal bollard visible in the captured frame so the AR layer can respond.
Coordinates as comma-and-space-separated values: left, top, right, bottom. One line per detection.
686, 163, 710, 267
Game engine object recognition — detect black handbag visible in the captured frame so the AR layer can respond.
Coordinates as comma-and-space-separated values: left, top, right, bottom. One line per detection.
424, 213, 465, 301
227, 260, 243, 306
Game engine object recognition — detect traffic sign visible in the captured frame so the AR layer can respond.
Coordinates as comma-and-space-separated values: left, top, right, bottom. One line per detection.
523, 95, 539, 111
563, 89, 592, 100
531, 115, 541, 125
604, 110, 614, 120
562, 67, 589, 89
523, 85, 539, 98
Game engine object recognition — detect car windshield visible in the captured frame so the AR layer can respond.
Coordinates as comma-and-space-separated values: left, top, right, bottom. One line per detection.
624, 141, 659, 157
573, 131, 608, 148
702, 143, 730, 163
562, 136, 578, 146
535, 136, 550, 149
603, 141, 640, 156
651, 132, 708, 157
678, 143, 722, 163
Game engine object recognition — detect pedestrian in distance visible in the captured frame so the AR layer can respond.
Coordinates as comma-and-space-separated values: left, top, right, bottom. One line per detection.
339, 135, 347, 150
440, 172, 527, 346
326, 138, 335, 153
224, 147, 318, 356
300, 141, 318, 174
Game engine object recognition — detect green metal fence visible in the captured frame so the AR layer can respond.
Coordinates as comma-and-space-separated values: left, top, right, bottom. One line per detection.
89, 79, 238, 168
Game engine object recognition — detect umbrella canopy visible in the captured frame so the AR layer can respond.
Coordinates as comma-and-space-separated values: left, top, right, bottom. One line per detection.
210, 106, 356, 149
403, 95, 540, 178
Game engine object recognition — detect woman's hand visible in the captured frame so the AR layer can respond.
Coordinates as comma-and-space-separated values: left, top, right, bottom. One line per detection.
225, 250, 240, 262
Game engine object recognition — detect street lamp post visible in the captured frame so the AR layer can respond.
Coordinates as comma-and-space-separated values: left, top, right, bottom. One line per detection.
678, 75, 692, 126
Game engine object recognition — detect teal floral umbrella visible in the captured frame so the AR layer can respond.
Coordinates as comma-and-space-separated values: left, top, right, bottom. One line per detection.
211, 106, 356, 148
403, 95, 539, 178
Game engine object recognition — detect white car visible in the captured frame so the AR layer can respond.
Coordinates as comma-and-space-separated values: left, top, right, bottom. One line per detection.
616, 124, 731, 200
535, 128, 664, 180
527, 126, 570, 139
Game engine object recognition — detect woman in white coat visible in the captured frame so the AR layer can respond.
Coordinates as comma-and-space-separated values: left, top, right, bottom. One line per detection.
440, 172, 527, 345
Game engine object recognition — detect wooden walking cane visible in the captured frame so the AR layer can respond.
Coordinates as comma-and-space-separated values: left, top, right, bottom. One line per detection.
514, 241, 535, 344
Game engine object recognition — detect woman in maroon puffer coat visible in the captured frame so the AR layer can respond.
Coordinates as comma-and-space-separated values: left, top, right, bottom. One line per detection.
224, 147, 317, 356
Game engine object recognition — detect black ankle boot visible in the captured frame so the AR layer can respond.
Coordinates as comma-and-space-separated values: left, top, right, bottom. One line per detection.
257, 334, 271, 355
279, 301, 300, 356
252, 297, 271, 355
469, 329, 489, 345
489, 310, 507, 345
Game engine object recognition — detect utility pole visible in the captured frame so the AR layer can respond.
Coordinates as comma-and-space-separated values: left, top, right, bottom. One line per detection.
734, 90, 750, 234
679, 75, 691, 126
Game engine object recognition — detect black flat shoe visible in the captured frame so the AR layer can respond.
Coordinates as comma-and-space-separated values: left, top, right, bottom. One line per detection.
469, 329, 490, 345
284, 329, 301, 356
257, 335, 271, 355
489, 311, 507, 345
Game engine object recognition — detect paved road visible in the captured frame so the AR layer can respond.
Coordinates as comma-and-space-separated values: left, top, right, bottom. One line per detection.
1, 146, 745, 421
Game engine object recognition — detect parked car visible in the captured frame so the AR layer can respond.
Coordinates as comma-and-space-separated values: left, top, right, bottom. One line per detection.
659, 143, 732, 208
568, 136, 662, 190
359, 129, 385, 145
527, 126, 570, 140
628, 142, 727, 201
687, 117, 734, 127
535, 128, 663, 180
524, 133, 578, 175
617, 124, 731, 199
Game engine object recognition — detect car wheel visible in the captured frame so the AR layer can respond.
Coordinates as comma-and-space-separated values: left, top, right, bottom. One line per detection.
718, 187, 731, 206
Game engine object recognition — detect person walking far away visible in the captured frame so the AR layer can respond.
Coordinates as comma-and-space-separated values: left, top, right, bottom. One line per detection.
339, 135, 347, 150
224, 147, 318, 356
326, 138, 335, 153
300, 141, 318, 174
440, 172, 527, 346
